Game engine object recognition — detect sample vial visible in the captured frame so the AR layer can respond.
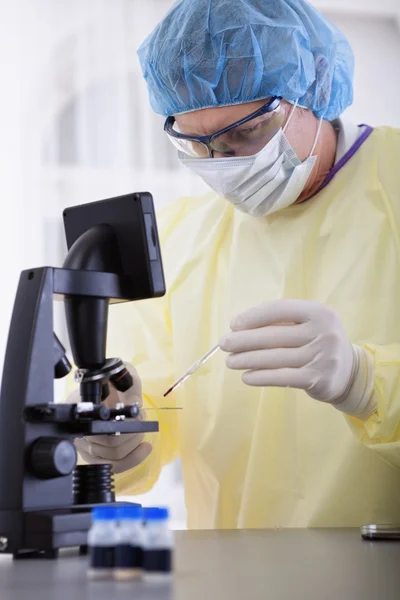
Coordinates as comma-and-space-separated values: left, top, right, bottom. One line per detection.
87, 506, 117, 579
114, 505, 145, 581
143, 507, 173, 582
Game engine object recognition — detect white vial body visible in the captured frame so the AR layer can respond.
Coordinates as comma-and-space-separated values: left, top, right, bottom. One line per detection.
88, 520, 117, 579
114, 520, 145, 581
143, 520, 174, 583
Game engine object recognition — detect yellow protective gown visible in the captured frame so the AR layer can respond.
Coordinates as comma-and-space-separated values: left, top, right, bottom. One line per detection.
107, 126, 400, 528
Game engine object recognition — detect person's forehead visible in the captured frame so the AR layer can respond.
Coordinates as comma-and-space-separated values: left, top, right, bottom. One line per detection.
174, 99, 269, 136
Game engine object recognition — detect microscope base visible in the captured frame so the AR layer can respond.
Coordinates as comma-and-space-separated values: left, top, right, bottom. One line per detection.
1, 503, 139, 559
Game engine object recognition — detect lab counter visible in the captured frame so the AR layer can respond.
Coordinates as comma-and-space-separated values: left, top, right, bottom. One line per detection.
0, 529, 399, 600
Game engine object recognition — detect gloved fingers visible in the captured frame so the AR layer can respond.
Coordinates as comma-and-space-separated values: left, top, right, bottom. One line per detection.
226, 347, 311, 371
220, 323, 312, 353
230, 299, 321, 331
77, 432, 145, 460
74, 440, 152, 475
73, 441, 114, 467
241, 367, 313, 390
112, 442, 153, 474
91, 433, 145, 461
102, 384, 126, 408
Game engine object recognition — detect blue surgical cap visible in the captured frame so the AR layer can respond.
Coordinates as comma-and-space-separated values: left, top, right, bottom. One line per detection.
137, 0, 354, 121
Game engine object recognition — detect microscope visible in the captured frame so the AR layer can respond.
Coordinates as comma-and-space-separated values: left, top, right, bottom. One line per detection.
0, 192, 165, 558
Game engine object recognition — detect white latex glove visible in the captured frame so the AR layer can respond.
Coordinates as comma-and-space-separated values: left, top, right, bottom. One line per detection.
219, 299, 376, 419
73, 363, 152, 474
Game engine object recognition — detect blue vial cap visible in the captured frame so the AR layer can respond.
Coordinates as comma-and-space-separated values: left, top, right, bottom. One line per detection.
116, 505, 143, 520
92, 506, 117, 521
143, 507, 169, 521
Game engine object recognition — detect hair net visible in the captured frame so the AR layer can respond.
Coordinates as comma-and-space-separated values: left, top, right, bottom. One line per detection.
137, 0, 354, 121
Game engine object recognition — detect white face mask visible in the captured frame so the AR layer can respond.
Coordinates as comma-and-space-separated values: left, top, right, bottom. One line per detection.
179, 104, 322, 217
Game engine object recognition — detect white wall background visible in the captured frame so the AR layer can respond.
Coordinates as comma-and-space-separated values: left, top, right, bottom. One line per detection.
325, 14, 400, 127
0, 0, 399, 528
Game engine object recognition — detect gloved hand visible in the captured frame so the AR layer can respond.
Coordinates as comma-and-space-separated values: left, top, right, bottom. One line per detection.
219, 299, 376, 418
73, 363, 152, 474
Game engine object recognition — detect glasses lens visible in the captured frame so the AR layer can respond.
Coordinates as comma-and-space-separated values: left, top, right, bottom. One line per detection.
211, 106, 285, 157
167, 123, 210, 157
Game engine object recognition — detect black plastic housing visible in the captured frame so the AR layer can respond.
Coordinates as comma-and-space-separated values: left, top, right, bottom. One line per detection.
0, 192, 164, 557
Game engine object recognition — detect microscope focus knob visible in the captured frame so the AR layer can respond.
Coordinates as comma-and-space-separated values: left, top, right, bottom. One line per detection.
30, 437, 77, 479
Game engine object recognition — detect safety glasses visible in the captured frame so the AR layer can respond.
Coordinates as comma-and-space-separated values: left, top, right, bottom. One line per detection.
164, 97, 284, 158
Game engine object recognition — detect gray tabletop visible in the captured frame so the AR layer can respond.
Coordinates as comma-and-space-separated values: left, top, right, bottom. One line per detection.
0, 529, 399, 600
